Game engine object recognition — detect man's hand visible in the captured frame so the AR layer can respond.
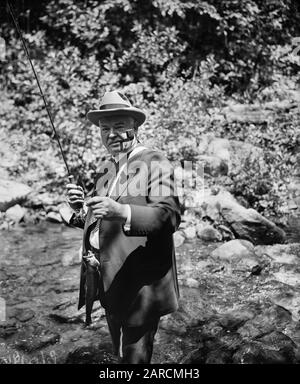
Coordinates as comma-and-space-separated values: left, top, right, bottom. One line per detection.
66, 183, 84, 211
86, 196, 127, 222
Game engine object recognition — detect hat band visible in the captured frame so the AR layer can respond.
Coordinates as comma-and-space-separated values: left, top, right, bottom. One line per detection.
99, 104, 130, 110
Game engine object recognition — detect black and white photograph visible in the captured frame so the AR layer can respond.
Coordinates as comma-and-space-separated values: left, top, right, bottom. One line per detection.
0, 0, 300, 369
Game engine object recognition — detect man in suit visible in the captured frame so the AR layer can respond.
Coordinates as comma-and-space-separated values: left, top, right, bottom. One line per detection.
66, 90, 181, 364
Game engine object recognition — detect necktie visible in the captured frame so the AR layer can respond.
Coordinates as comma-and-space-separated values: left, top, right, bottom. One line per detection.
89, 159, 118, 248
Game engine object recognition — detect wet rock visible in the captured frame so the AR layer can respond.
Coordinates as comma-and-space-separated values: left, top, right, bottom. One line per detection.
173, 232, 185, 248
15, 333, 60, 352
0, 320, 18, 339
46, 212, 63, 223
14, 308, 35, 323
255, 244, 300, 266
183, 226, 196, 240
54, 283, 78, 293
211, 239, 255, 261
271, 293, 300, 322
216, 309, 255, 331
0, 180, 32, 212
233, 342, 284, 364
159, 313, 187, 335
181, 332, 241, 364
196, 224, 222, 242
233, 330, 297, 364
205, 349, 232, 364
49, 299, 101, 324
256, 330, 297, 353
65, 345, 116, 364
49, 313, 83, 324
272, 269, 300, 287
237, 305, 293, 339
180, 348, 206, 364
5, 204, 26, 223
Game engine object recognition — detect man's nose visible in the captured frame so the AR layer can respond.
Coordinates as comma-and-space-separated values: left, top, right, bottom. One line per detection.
108, 128, 117, 137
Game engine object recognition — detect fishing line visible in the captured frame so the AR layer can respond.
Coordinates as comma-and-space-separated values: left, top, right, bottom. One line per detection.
7, 0, 72, 177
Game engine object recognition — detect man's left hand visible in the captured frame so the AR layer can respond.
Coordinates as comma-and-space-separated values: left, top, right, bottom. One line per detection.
86, 196, 127, 222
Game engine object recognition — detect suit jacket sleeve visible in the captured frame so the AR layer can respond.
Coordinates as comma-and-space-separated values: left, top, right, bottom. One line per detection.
124, 151, 181, 236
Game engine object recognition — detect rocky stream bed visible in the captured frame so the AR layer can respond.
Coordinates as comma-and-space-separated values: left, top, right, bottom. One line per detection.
0, 222, 300, 364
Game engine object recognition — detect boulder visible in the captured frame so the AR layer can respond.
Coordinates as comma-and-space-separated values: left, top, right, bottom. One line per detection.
202, 189, 285, 245
272, 269, 300, 287
65, 345, 116, 364
221, 208, 286, 246
197, 134, 262, 172
173, 232, 185, 248
0, 180, 32, 211
14, 308, 35, 322
5, 204, 26, 223
183, 226, 196, 240
0, 319, 17, 339
211, 239, 255, 261
15, 333, 60, 352
271, 293, 300, 322
196, 224, 222, 242
206, 137, 231, 163
26, 192, 57, 208
223, 101, 298, 124
223, 103, 272, 123
46, 211, 63, 223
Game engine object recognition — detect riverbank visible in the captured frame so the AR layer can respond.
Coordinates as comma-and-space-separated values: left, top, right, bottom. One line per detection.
0, 222, 300, 364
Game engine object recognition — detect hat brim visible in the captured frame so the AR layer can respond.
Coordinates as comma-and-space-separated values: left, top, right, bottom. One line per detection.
87, 107, 146, 127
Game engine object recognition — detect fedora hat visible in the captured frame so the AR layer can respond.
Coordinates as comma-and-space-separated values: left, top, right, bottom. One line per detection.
87, 91, 146, 127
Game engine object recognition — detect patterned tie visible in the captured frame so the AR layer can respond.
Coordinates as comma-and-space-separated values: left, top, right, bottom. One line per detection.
89, 157, 119, 247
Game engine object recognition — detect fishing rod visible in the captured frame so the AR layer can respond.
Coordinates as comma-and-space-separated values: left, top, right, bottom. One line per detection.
7, 0, 73, 180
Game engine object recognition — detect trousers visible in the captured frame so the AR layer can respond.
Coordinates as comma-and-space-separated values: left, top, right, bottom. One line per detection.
105, 311, 160, 364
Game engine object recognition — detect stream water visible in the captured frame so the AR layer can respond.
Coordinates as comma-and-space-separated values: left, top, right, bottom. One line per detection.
0, 223, 214, 364
0, 222, 300, 364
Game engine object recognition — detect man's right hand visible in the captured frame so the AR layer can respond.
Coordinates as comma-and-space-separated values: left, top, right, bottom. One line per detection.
66, 183, 84, 211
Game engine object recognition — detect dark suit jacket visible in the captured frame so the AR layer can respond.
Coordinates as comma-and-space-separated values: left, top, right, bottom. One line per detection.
71, 146, 181, 326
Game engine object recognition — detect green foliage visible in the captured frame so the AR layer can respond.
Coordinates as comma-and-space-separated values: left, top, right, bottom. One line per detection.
220, 107, 300, 219
0, 0, 299, 218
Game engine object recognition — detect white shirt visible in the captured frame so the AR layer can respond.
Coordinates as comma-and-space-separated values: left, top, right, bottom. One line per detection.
89, 145, 146, 249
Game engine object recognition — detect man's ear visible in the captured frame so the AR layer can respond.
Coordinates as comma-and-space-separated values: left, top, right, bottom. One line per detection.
134, 119, 139, 131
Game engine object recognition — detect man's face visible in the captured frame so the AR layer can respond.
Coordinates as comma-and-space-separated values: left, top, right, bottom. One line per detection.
99, 115, 137, 156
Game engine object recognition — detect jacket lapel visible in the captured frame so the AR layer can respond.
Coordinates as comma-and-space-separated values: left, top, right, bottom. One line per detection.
110, 146, 148, 201
85, 146, 148, 230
